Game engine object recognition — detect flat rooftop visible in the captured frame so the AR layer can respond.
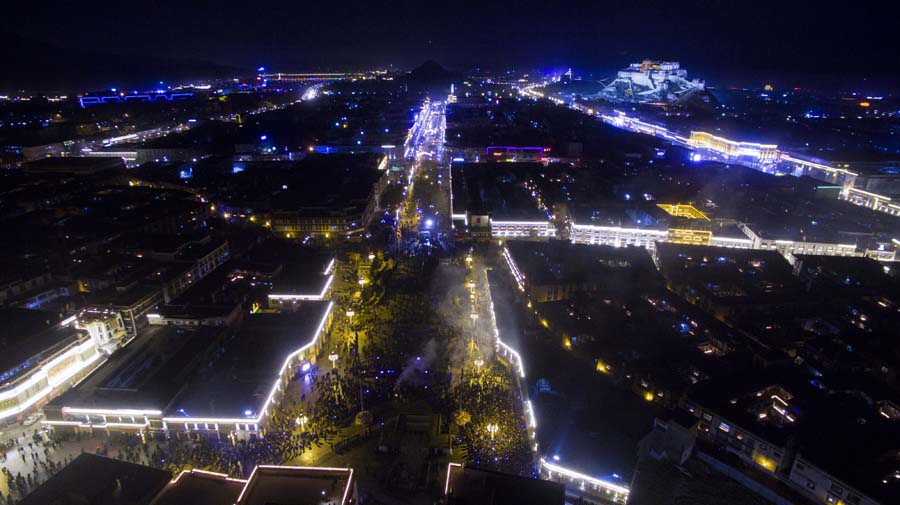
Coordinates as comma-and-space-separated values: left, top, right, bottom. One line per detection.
506, 240, 652, 287
451, 162, 546, 220
151, 470, 244, 505
47, 325, 221, 413
268, 252, 334, 297
656, 243, 800, 304
20, 453, 171, 505
270, 153, 385, 213
237, 465, 353, 505
446, 465, 565, 505
169, 303, 332, 420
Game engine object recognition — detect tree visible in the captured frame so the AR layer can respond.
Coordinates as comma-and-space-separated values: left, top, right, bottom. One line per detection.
453, 410, 471, 427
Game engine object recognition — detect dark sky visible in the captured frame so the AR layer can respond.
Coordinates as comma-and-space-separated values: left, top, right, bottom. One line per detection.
3, 0, 897, 85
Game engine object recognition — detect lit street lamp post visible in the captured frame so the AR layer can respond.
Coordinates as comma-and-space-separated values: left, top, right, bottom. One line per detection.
487, 423, 499, 441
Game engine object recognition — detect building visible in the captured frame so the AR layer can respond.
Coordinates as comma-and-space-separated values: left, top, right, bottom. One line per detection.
44, 302, 334, 439
22, 454, 358, 505
503, 240, 650, 302
687, 132, 778, 166
739, 223, 859, 257
595, 60, 705, 104
684, 370, 899, 505
19, 453, 171, 505
266, 254, 335, 310
151, 469, 246, 505
0, 309, 105, 422
236, 465, 356, 505
21, 156, 126, 175
451, 162, 554, 239
130, 236, 229, 303
269, 153, 388, 239
444, 464, 565, 505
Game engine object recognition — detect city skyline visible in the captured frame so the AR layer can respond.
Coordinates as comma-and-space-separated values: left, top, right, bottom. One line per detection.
2, 1, 899, 92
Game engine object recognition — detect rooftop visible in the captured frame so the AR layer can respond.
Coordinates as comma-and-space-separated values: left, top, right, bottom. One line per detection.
19, 453, 171, 505
168, 303, 332, 420
445, 464, 565, 505
451, 162, 546, 220
150, 470, 244, 505
656, 242, 801, 305
47, 325, 221, 413
505, 240, 653, 287
237, 465, 353, 505
270, 153, 385, 213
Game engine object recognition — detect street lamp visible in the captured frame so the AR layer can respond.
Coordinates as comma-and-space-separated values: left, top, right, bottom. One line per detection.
368, 253, 375, 261
474, 359, 484, 372
296, 415, 308, 431
328, 352, 339, 368
467, 281, 475, 290
486, 423, 499, 441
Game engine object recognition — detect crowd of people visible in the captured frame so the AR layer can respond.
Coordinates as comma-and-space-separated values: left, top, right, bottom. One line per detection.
0, 429, 80, 504
3, 251, 532, 502
139, 370, 354, 477
452, 362, 534, 476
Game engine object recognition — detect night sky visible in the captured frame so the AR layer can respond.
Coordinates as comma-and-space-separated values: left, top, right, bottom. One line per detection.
2, 0, 897, 86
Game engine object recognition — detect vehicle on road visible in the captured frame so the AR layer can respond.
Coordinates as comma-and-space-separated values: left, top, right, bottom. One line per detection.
23, 412, 43, 427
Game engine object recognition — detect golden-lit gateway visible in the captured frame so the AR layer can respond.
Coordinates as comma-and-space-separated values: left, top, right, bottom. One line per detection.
656, 203, 710, 221
668, 228, 712, 246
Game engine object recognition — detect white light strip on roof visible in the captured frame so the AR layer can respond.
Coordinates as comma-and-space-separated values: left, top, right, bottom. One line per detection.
490, 219, 550, 226
170, 468, 246, 484
497, 339, 525, 379
63, 407, 162, 416
235, 465, 258, 504
502, 247, 525, 292
268, 274, 334, 301
444, 462, 462, 495
323, 258, 336, 275
540, 458, 630, 495
572, 223, 668, 235
234, 465, 353, 505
